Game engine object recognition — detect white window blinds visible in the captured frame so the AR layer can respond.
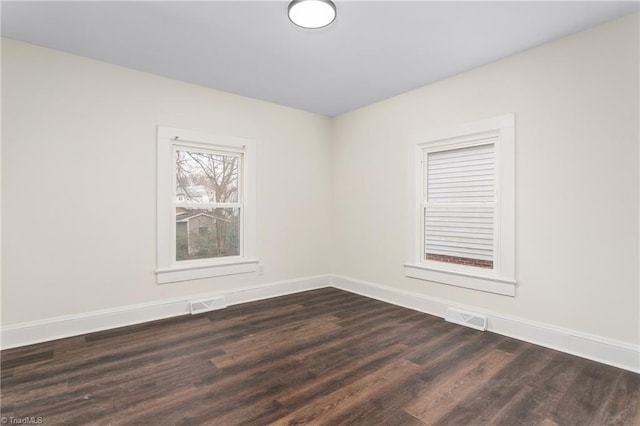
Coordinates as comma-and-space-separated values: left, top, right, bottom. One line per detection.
424, 141, 496, 268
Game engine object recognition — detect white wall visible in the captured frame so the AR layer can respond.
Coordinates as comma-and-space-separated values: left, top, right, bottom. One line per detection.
332, 14, 639, 345
1, 38, 333, 325
2, 14, 639, 350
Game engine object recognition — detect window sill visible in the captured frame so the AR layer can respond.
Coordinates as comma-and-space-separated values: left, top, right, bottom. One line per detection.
156, 259, 259, 284
404, 263, 516, 296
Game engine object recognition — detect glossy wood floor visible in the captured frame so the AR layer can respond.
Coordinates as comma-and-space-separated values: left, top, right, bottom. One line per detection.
2, 288, 639, 425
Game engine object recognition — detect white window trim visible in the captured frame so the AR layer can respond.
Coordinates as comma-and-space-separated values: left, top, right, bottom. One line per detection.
156, 126, 258, 284
405, 114, 516, 296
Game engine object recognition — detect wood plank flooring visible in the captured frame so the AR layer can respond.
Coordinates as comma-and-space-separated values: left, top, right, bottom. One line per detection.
2, 288, 639, 425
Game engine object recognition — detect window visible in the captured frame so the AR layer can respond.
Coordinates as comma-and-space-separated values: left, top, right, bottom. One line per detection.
156, 126, 257, 284
174, 149, 240, 261
405, 114, 516, 296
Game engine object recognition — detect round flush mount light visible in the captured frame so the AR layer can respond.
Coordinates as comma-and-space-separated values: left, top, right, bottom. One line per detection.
288, 0, 336, 29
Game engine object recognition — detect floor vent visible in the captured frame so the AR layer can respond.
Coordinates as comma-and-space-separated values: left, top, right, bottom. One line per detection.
445, 307, 487, 331
189, 296, 227, 315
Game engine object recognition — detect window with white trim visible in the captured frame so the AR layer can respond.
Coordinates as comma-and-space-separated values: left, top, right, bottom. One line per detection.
405, 114, 516, 296
156, 126, 258, 284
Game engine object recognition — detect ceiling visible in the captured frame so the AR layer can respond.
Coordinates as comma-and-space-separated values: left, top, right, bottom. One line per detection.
2, 1, 638, 117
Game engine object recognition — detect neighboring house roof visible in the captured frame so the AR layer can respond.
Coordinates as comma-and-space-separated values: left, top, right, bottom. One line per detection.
176, 211, 231, 223
176, 212, 215, 223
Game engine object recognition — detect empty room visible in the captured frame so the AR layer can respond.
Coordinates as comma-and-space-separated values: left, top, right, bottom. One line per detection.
1, 1, 639, 424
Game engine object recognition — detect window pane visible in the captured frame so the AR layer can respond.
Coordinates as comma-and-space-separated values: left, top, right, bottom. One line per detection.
426, 143, 494, 203
424, 143, 496, 270
176, 207, 240, 261
175, 150, 239, 204
424, 206, 494, 269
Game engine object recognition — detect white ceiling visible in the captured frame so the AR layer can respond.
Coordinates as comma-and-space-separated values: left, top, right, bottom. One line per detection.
2, 1, 638, 116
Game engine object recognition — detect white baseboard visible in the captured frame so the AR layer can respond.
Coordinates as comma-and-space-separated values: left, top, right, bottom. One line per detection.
331, 274, 640, 374
3, 273, 638, 374
0, 275, 330, 350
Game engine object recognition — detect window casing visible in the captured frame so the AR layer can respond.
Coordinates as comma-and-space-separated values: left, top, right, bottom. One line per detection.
156, 126, 257, 284
405, 114, 516, 296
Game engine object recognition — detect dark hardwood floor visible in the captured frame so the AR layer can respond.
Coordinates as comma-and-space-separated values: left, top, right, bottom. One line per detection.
2, 288, 639, 425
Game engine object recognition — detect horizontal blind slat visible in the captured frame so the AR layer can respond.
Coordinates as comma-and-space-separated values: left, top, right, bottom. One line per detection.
428, 169, 494, 180
428, 158, 494, 171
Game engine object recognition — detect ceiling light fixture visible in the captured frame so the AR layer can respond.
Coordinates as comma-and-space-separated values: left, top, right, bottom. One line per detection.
288, 0, 336, 29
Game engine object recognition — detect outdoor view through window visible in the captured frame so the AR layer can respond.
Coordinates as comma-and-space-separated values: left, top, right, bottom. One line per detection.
174, 149, 241, 261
